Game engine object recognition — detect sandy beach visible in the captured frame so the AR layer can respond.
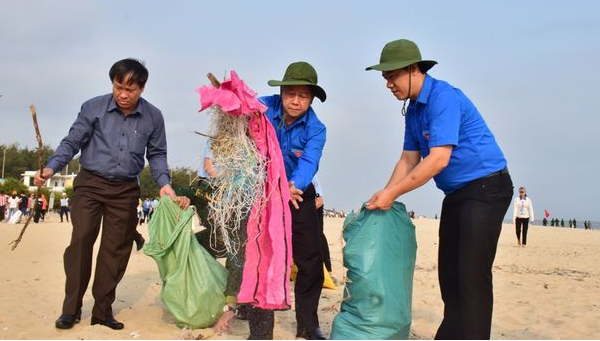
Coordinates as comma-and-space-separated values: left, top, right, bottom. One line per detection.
1, 212, 599, 340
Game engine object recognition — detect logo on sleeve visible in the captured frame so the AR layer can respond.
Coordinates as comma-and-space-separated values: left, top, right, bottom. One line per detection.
422, 130, 430, 141
291, 148, 303, 157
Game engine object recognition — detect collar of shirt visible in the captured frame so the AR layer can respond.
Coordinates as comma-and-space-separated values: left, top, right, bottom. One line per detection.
107, 96, 144, 116
415, 73, 434, 104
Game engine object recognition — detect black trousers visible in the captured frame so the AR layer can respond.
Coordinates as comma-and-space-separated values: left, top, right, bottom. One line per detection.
291, 184, 324, 331
317, 206, 332, 272
60, 206, 70, 222
62, 169, 139, 319
515, 217, 529, 245
247, 306, 275, 339
435, 172, 513, 340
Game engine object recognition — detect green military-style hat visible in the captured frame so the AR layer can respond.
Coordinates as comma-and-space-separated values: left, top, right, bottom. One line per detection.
366, 39, 437, 72
268, 61, 327, 102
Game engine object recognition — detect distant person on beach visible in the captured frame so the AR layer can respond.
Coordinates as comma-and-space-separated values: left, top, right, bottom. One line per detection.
34, 58, 190, 331
40, 194, 48, 221
28, 193, 35, 216
148, 197, 159, 220
33, 195, 44, 223
365, 39, 513, 339
513, 186, 534, 247
0, 191, 7, 221
142, 198, 151, 223
137, 203, 144, 226
19, 193, 29, 220
59, 193, 70, 223
6, 191, 20, 222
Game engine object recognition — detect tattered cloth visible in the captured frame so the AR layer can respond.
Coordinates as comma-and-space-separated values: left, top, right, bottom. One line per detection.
197, 71, 293, 309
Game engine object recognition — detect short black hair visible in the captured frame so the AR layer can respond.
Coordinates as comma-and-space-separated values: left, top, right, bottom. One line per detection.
109, 58, 148, 88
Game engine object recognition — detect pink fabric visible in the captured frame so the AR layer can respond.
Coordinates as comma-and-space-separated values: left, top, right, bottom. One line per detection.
196, 71, 267, 116
196, 70, 292, 310
237, 113, 293, 309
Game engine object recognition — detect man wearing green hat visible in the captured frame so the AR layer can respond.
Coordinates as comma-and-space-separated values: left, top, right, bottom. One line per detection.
259, 61, 327, 340
365, 39, 513, 339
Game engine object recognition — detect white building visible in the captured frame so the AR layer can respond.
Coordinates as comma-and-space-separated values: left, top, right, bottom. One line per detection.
21, 171, 77, 193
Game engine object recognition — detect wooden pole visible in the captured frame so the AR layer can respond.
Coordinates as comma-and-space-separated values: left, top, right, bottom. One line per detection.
9, 105, 44, 250
1, 147, 5, 179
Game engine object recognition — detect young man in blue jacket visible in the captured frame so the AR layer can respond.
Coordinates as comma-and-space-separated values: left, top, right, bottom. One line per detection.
365, 39, 513, 339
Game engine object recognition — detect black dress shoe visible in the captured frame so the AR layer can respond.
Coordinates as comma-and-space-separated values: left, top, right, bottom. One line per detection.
91, 316, 124, 330
55, 313, 81, 329
297, 327, 327, 340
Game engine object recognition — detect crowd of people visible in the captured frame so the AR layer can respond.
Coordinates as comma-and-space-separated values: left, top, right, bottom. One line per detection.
0, 190, 70, 224
541, 217, 594, 229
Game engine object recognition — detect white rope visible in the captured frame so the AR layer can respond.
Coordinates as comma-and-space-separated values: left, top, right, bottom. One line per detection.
204, 107, 266, 257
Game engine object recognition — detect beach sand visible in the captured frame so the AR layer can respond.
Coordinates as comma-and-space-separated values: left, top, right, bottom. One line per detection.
1, 213, 599, 339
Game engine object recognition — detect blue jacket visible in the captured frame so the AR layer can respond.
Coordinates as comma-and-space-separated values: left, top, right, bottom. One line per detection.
260, 95, 326, 191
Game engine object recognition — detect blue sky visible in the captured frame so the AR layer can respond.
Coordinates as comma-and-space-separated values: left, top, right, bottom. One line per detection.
1, 0, 599, 220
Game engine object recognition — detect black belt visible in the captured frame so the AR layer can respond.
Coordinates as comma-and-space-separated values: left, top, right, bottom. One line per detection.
484, 166, 509, 178
83, 168, 136, 183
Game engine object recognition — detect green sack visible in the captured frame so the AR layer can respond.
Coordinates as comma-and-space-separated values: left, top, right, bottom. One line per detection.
143, 197, 227, 329
331, 202, 417, 340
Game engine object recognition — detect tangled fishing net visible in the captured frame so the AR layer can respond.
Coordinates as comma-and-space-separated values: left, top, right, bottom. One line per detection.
196, 70, 293, 309
204, 107, 266, 256
196, 71, 268, 258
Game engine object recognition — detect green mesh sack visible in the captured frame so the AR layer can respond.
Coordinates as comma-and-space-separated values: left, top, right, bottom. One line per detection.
143, 197, 227, 329
331, 202, 417, 340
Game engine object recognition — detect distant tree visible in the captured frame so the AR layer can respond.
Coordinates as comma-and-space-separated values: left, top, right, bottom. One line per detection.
171, 167, 196, 193
1, 143, 55, 179
0, 177, 28, 194
64, 157, 80, 175
138, 165, 197, 199
139, 166, 160, 199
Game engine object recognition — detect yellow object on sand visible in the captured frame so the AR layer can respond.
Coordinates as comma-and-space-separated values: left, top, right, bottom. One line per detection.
291, 263, 336, 289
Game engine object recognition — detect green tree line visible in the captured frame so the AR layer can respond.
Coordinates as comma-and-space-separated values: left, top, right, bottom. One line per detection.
0, 143, 80, 179
1, 143, 197, 201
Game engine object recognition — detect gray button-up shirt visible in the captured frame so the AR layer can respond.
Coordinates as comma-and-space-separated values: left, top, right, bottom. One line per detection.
46, 94, 170, 187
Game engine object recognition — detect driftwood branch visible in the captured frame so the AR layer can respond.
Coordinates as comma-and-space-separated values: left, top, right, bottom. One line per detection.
9, 105, 44, 250
207, 73, 221, 88
193, 131, 215, 139
206, 72, 261, 119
